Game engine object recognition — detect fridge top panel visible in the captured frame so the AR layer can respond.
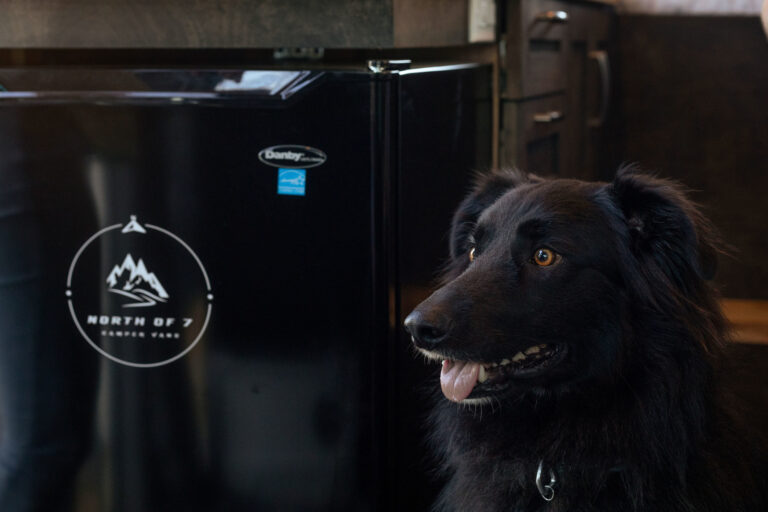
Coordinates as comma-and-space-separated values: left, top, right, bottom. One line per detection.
0, 64, 484, 104
0, 68, 358, 104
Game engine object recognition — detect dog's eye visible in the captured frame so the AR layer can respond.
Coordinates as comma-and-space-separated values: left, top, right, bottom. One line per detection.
533, 248, 558, 267
469, 247, 476, 262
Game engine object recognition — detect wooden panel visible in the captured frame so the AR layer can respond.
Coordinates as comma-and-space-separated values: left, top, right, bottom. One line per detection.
567, 1, 611, 41
618, 16, 768, 299
619, 0, 760, 15
500, 102, 525, 167
0, 0, 394, 48
393, 0, 468, 47
563, 39, 590, 179
0, 0, 468, 49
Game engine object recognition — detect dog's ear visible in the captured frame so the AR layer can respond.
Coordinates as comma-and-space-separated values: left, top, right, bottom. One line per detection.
449, 169, 535, 261
611, 167, 719, 288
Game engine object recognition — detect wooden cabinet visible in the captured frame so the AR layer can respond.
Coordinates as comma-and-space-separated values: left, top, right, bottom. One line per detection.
500, 0, 617, 180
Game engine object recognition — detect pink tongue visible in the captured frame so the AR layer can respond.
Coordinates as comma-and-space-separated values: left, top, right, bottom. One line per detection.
440, 360, 481, 402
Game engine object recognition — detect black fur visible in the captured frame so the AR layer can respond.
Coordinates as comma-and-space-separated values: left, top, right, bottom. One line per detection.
405, 168, 768, 511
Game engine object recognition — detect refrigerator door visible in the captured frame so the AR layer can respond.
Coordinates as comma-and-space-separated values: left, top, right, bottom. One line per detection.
392, 64, 493, 511
0, 63, 493, 512
0, 69, 380, 512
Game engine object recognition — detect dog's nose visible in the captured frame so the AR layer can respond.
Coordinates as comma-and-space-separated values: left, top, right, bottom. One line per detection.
404, 310, 450, 348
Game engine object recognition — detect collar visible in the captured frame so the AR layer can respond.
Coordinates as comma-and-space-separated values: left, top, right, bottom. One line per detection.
535, 458, 628, 503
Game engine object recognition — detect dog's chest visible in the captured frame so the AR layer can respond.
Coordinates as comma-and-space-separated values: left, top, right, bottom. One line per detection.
443, 460, 543, 512
444, 456, 629, 512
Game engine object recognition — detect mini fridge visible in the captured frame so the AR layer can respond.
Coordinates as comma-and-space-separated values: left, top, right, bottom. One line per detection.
0, 63, 491, 511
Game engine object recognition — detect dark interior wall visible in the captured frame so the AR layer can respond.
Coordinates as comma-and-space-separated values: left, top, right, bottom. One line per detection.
617, 15, 768, 299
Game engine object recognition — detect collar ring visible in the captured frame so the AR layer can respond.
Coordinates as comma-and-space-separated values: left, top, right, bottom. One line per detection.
536, 459, 556, 502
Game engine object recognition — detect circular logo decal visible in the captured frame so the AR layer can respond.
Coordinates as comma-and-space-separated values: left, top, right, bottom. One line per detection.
66, 215, 212, 368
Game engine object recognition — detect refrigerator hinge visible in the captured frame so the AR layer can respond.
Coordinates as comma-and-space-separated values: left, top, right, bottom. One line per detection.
367, 60, 412, 74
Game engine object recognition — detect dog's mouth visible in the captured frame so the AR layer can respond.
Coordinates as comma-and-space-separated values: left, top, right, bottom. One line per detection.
436, 344, 567, 403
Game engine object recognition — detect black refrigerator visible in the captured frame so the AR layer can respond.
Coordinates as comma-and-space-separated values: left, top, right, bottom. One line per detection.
0, 63, 491, 511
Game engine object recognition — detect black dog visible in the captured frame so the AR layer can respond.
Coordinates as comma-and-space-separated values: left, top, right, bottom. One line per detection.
404, 168, 768, 511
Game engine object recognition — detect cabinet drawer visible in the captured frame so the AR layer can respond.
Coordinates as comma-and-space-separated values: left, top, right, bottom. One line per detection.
503, 0, 569, 98
524, 0, 570, 97
501, 94, 566, 176
519, 93, 566, 142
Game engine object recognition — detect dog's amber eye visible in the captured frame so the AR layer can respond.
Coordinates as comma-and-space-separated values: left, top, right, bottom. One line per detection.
469, 247, 476, 262
533, 248, 556, 266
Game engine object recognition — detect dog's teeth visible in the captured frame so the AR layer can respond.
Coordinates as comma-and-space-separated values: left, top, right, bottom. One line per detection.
500, 358, 511, 366
478, 366, 488, 383
524, 345, 540, 355
512, 352, 526, 362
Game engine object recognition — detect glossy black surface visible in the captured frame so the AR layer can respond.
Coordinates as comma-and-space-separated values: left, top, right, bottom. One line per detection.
0, 66, 491, 511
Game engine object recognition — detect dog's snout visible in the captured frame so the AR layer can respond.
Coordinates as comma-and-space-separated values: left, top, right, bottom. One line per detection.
404, 310, 450, 349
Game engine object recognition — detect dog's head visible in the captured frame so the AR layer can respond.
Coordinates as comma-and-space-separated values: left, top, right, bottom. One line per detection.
404, 167, 723, 405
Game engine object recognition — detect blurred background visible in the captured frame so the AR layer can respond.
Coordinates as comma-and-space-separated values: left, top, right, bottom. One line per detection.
0, 1, 765, 511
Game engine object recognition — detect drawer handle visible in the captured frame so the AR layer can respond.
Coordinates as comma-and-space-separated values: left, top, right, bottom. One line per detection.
534, 110, 564, 123
535, 10, 569, 23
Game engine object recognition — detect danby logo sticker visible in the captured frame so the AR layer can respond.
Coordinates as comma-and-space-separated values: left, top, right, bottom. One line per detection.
258, 145, 326, 169
66, 215, 212, 368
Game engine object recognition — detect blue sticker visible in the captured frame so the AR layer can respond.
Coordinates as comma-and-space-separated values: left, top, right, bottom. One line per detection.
277, 168, 306, 196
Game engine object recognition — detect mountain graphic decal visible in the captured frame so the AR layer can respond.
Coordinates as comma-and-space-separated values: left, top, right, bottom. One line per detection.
106, 254, 169, 308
